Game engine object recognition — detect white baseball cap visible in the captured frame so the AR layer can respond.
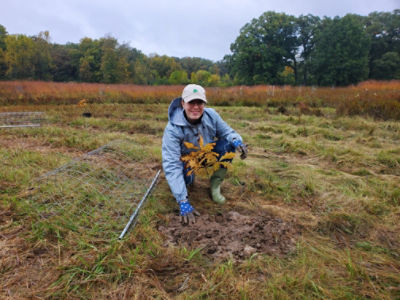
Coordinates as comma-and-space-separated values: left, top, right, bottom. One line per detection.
182, 84, 207, 103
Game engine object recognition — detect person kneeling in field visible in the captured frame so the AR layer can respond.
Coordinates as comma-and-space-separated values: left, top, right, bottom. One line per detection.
162, 84, 248, 225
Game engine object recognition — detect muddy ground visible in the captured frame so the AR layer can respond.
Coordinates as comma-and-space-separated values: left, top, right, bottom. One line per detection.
158, 210, 300, 261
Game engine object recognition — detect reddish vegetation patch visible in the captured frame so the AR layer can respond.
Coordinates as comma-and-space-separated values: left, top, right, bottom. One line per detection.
158, 211, 299, 261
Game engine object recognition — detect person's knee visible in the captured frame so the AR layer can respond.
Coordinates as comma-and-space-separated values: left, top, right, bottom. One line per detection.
185, 174, 194, 185
214, 139, 235, 162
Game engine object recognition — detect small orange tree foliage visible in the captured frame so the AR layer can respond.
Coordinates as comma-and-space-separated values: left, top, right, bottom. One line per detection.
181, 135, 235, 178
78, 99, 87, 107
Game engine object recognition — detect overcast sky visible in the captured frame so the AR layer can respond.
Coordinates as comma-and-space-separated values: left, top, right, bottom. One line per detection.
1, 0, 398, 61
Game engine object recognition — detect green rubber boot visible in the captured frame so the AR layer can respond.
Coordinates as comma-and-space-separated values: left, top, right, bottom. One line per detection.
210, 168, 227, 204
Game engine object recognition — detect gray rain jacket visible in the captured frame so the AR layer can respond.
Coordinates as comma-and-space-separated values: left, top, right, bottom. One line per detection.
162, 97, 242, 202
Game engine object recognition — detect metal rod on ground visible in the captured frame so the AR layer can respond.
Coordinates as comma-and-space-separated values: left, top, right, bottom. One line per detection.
0, 112, 44, 128
119, 169, 161, 240
0, 124, 41, 128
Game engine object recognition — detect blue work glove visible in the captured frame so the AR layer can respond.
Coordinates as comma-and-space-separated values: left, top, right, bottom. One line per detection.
232, 139, 248, 160
179, 198, 200, 225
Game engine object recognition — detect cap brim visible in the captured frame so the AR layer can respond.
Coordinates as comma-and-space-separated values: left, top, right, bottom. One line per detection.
183, 95, 207, 103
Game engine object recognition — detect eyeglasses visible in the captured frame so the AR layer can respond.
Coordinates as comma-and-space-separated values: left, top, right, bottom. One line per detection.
187, 100, 205, 107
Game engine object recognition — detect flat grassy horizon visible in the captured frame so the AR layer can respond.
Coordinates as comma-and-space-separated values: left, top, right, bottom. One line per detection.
1, 99, 399, 299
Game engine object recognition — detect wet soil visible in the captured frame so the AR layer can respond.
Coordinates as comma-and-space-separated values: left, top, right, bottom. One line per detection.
158, 211, 300, 261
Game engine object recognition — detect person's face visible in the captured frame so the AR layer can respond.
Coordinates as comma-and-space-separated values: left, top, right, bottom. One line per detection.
181, 99, 205, 122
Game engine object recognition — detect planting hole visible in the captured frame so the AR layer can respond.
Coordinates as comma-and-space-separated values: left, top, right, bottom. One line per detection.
158, 210, 300, 261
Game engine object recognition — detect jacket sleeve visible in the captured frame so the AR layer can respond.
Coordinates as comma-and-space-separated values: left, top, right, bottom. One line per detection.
212, 109, 243, 144
162, 123, 187, 202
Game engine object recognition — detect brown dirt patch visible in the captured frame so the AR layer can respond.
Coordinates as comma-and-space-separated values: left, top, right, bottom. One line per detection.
158, 211, 299, 261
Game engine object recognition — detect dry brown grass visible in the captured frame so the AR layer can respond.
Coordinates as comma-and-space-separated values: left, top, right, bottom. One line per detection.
1, 80, 399, 119
1, 101, 399, 299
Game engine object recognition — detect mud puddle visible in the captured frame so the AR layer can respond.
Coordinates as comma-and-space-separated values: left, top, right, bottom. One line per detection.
158, 211, 299, 261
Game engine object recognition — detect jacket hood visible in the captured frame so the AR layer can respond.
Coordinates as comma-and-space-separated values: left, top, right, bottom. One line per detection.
168, 97, 188, 126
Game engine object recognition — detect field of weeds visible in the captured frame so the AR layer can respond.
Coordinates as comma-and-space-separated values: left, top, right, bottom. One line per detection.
1, 80, 400, 120
0, 89, 400, 299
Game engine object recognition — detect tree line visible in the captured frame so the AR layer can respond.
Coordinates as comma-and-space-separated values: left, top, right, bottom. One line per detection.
0, 10, 398, 86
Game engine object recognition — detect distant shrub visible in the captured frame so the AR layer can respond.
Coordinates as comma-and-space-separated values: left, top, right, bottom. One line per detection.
337, 98, 400, 120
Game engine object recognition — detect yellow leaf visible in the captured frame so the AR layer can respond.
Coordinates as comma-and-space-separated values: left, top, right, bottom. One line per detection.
187, 160, 197, 169
220, 152, 236, 161
205, 152, 218, 159
198, 135, 204, 148
197, 151, 206, 160
189, 152, 198, 158
202, 143, 215, 152
205, 154, 218, 164
181, 155, 190, 162
184, 142, 198, 149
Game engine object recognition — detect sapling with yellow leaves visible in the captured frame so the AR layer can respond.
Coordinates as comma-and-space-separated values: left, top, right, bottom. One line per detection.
78, 99, 87, 107
181, 135, 236, 178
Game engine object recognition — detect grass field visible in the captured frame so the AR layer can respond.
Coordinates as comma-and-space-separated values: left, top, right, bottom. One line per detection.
1, 87, 400, 299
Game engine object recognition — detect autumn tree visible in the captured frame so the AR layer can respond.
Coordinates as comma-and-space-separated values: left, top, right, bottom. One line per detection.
116, 43, 142, 83
208, 74, 221, 86
99, 36, 131, 83
177, 57, 214, 75
192, 70, 212, 86
78, 38, 102, 82
168, 70, 189, 84
0, 25, 6, 50
5, 34, 36, 79
32, 31, 52, 80
131, 56, 154, 84
148, 54, 181, 84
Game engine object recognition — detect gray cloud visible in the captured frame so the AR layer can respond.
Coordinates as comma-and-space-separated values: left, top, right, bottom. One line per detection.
1, 0, 398, 61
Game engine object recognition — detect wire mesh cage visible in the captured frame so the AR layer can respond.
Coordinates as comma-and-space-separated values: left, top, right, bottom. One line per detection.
0, 112, 45, 128
24, 140, 159, 239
